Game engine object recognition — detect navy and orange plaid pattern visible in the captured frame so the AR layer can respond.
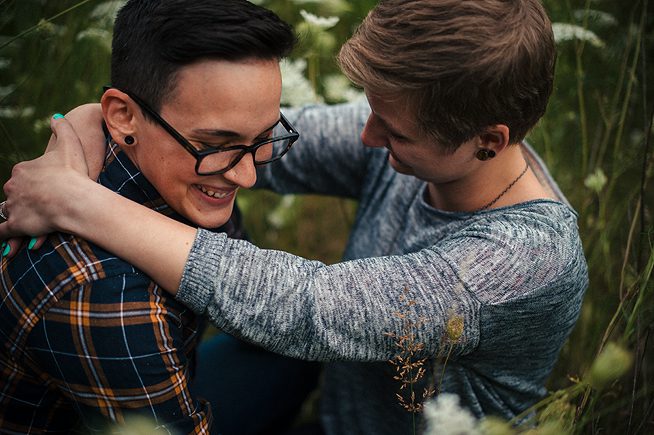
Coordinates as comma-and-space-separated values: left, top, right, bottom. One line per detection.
0, 138, 240, 434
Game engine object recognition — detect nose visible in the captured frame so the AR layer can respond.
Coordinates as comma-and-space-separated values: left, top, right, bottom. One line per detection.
360, 113, 386, 149
222, 153, 257, 188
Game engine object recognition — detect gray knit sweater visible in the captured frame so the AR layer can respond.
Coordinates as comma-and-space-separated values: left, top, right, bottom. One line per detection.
177, 102, 588, 434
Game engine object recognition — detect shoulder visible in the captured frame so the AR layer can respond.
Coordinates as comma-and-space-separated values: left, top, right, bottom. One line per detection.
437, 201, 587, 304
2, 233, 144, 295
461, 201, 581, 251
284, 100, 370, 131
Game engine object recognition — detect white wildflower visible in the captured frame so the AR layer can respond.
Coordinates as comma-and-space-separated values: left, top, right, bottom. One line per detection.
76, 28, 112, 51
423, 394, 481, 435
90, 0, 127, 28
323, 74, 364, 103
0, 106, 35, 118
280, 58, 321, 107
33, 117, 51, 135
294, 0, 350, 15
552, 23, 604, 48
584, 168, 608, 193
300, 10, 340, 30
267, 195, 297, 229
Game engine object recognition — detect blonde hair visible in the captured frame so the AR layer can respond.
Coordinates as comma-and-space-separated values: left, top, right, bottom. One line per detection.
338, 0, 555, 151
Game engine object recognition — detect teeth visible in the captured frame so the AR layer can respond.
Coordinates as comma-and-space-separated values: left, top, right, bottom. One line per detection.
198, 185, 230, 199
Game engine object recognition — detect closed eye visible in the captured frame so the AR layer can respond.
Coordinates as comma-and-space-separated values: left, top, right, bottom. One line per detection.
196, 141, 231, 151
389, 132, 409, 143
197, 132, 274, 151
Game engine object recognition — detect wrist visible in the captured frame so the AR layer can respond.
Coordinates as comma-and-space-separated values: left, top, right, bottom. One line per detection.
54, 174, 101, 236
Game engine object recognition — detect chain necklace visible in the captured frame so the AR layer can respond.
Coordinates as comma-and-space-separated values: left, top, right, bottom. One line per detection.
478, 161, 530, 211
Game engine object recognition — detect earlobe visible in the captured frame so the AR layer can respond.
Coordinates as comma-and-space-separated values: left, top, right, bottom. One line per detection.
101, 89, 138, 146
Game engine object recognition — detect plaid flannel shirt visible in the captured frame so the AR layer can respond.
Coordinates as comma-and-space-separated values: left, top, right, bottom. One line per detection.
0, 138, 244, 434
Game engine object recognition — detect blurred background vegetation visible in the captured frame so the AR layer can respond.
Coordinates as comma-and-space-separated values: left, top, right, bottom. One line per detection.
0, 0, 652, 433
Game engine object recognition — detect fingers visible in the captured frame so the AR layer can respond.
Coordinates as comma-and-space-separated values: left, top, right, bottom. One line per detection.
0, 236, 46, 259
0, 112, 86, 251
48, 113, 81, 149
0, 196, 48, 257
0, 237, 24, 258
48, 113, 90, 176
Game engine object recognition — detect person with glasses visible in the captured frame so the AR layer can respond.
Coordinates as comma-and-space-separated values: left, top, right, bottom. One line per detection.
0, 0, 309, 433
1, 0, 589, 434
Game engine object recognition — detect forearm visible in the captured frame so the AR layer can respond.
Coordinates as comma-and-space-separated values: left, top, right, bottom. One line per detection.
59, 177, 194, 293
178, 229, 480, 361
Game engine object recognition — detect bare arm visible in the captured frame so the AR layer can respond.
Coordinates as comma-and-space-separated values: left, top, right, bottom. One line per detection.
0, 116, 192, 292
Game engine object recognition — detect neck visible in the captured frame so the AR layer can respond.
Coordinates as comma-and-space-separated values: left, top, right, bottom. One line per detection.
426, 145, 531, 212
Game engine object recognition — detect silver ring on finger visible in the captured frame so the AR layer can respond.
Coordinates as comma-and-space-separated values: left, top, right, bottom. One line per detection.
0, 201, 8, 221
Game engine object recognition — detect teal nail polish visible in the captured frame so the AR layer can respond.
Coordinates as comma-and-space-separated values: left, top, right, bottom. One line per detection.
28, 238, 37, 250
52, 113, 65, 120
2, 243, 9, 257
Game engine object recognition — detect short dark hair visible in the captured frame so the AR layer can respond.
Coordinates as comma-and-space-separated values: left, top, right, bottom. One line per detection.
111, 0, 296, 111
338, 0, 556, 151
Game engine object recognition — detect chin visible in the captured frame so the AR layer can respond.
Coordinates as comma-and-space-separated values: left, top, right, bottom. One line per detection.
389, 160, 414, 175
187, 207, 234, 230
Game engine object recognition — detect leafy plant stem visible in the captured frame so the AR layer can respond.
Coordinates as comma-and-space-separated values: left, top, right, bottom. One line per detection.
0, 0, 95, 51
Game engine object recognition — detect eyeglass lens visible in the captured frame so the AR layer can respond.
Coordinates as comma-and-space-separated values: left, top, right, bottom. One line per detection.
196, 137, 292, 175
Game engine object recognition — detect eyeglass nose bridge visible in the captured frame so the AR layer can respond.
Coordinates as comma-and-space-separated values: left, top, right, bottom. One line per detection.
195, 142, 266, 176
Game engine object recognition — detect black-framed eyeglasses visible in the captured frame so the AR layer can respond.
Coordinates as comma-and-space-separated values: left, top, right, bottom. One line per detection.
109, 87, 299, 176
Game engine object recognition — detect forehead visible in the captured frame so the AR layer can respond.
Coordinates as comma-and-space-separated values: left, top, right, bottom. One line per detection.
162, 58, 282, 132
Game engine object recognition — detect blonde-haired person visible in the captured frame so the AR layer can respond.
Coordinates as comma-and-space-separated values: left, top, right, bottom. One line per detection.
1, 1, 587, 434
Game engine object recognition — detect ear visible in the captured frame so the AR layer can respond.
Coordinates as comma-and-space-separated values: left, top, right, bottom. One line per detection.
479, 124, 510, 155
100, 88, 140, 146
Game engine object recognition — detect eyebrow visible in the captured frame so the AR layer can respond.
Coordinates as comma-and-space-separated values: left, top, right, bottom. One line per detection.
192, 118, 281, 139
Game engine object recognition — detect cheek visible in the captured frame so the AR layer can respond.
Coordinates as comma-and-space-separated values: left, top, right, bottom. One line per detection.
139, 149, 197, 197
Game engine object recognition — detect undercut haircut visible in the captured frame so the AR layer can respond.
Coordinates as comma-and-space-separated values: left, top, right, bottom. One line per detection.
111, 0, 296, 112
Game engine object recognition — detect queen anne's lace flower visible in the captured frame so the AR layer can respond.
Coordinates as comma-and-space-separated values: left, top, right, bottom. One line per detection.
552, 23, 604, 47
300, 10, 340, 30
423, 394, 481, 435
280, 59, 321, 107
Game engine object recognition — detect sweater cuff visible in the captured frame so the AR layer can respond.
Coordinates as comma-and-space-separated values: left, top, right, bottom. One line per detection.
177, 229, 226, 314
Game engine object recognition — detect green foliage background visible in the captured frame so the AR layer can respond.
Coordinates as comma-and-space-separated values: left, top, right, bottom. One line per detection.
0, 0, 653, 433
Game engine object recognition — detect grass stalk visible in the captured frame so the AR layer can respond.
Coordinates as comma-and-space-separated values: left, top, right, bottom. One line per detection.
0, 0, 96, 51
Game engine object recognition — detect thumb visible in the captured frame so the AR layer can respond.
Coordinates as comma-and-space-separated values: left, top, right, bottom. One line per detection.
48, 113, 89, 175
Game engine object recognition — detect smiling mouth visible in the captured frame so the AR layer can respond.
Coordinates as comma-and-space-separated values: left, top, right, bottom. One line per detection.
196, 184, 233, 199
386, 148, 405, 166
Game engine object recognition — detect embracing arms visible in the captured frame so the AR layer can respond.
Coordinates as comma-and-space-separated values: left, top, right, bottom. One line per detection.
0, 115, 195, 293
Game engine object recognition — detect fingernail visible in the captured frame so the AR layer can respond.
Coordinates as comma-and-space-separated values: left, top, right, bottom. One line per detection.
28, 238, 37, 250
52, 113, 65, 120
2, 243, 9, 257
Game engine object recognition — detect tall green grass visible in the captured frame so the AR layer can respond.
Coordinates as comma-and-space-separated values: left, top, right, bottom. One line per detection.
0, 0, 652, 432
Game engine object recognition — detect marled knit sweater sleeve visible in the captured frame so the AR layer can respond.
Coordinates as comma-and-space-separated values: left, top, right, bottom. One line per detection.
255, 101, 371, 197
176, 205, 583, 363
178, 230, 482, 361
